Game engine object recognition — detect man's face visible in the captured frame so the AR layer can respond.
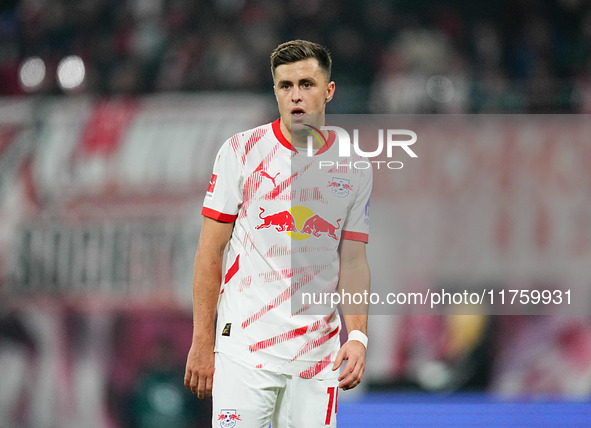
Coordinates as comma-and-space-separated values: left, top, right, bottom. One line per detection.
273, 58, 335, 136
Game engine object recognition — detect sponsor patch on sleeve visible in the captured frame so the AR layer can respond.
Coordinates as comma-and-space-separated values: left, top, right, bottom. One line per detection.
206, 173, 218, 197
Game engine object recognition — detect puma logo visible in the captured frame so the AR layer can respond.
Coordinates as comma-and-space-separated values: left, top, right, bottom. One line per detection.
260, 171, 280, 187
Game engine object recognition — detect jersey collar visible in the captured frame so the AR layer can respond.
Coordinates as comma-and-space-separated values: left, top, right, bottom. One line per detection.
272, 118, 335, 156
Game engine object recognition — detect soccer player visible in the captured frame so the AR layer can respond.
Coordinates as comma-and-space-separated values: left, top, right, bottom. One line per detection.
184, 40, 372, 427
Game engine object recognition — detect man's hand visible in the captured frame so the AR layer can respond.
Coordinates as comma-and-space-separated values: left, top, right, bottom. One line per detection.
184, 342, 215, 399
332, 340, 366, 390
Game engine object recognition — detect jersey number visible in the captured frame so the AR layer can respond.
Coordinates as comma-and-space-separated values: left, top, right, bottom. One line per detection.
325, 386, 338, 425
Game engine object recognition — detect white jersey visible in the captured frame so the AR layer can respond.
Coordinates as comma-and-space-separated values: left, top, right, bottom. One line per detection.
203, 119, 372, 379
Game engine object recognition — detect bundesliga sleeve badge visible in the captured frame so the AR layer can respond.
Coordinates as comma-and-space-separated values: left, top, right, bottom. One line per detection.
207, 174, 218, 197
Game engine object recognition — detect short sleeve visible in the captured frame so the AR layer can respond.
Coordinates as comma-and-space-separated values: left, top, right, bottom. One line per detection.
341, 165, 372, 243
201, 139, 243, 222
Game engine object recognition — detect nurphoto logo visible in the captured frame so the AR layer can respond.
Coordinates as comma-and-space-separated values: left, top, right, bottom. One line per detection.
305, 124, 418, 170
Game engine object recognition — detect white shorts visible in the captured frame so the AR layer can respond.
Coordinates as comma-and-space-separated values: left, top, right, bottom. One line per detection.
212, 352, 339, 428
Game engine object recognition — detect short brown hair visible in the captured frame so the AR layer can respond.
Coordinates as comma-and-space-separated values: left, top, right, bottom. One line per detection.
270, 40, 332, 80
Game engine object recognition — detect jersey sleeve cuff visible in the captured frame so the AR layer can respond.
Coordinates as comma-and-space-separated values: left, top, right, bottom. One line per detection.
342, 230, 369, 243
202, 207, 238, 223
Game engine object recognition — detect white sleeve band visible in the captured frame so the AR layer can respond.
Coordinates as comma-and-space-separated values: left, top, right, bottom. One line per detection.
347, 330, 368, 349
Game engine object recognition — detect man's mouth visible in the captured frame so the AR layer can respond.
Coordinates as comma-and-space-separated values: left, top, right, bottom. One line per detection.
291, 107, 305, 119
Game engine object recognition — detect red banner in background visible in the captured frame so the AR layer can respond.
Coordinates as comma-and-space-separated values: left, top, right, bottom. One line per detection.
77, 99, 138, 158
366, 116, 591, 287
0, 125, 18, 160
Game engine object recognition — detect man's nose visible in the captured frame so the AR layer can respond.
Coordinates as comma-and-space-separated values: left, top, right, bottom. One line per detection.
291, 86, 302, 102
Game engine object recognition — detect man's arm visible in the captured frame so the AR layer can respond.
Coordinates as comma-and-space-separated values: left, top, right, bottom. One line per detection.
332, 239, 370, 390
184, 216, 234, 399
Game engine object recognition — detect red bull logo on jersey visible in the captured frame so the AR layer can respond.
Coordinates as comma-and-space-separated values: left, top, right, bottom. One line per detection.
218, 409, 242, 427
300, 215, 341, 240
256, 206, 341, 241
327, 177, 353, 198
255, 207, 296, 232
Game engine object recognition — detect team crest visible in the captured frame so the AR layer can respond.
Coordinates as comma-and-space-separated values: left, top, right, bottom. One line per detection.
327, 177, 353, 198
218, 409, 242, 427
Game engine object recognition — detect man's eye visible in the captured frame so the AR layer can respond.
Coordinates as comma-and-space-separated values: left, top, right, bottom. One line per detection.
302, 82, 312, 88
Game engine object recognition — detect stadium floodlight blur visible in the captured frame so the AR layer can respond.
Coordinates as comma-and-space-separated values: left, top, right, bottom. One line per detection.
56, 56, 86, 92
18, 57, 46, 92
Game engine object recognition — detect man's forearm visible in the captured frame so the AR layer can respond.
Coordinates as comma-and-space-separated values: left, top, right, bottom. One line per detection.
191, 247, 223, 345
190, 217, 234, 345
338, 252, 370, 335
342, 314, 367, 335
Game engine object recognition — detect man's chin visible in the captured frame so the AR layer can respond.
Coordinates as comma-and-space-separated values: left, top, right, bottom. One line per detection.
283, 113, 324, 140
290, 121, 308, 135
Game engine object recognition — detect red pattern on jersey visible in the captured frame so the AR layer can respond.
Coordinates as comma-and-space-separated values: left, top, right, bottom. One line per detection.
242, 232, 255, 252
260, 267, 293, 282
229, 134, 240, 154
265, 244, 291, 258
260, 157, 315, 201
241, 264, 328, 329
264, 171, 296, 200
265, 244, 334, 258
224, 254, 240, 284
241, 128, 267, 165
241, 146, 279, 216
291, 325, 340, 362
238, 276, 252, 292
248, 313, 334, 352
299, 353, 333, 379
285, 158, 310, 186
327, 164, 352, 174
293, 303, 312, 315
300, 187, 328, 203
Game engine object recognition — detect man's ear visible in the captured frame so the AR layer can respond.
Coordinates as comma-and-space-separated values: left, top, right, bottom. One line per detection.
326, 81, 335, 103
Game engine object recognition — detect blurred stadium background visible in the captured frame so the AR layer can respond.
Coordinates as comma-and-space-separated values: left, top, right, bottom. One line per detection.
1, 0, 591, 427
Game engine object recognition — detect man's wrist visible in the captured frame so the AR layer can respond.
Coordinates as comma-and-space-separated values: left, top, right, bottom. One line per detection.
192, 332, 215, 346
347, 330, 368, 349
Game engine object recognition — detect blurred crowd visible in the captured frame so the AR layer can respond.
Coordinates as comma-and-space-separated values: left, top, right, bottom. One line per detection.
1, 0, 591, 112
